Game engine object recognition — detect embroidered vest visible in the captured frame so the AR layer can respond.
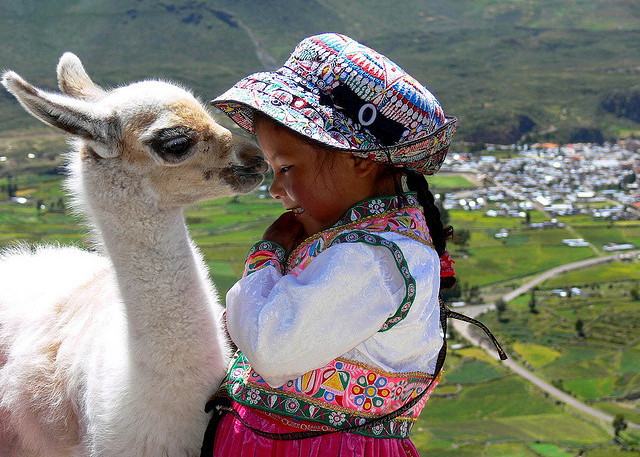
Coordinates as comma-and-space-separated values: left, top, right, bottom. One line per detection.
228, 194, 440, 438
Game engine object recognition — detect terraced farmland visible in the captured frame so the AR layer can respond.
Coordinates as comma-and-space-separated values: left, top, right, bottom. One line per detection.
1, 135, 639, 455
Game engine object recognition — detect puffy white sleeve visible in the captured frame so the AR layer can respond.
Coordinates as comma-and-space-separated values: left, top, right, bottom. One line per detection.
225, 242, 407, 388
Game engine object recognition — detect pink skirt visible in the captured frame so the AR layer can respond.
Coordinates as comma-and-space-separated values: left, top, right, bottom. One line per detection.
212, 402, 419, 457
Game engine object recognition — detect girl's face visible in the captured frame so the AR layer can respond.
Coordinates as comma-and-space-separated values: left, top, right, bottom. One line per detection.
255, 118, 382, 237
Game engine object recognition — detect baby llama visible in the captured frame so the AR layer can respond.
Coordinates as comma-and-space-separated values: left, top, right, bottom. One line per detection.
0, 53, 267, 457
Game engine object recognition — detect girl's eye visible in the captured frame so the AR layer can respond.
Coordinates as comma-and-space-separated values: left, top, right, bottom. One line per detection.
280, 166, 292, 173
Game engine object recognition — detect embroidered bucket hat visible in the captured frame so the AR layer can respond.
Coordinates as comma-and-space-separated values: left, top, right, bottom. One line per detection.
212, 33, 457, 175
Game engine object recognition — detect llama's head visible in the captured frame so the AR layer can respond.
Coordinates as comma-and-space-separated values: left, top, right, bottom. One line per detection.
1, 53, 267, 208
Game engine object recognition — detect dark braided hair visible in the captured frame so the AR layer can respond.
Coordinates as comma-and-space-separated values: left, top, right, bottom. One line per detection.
404, 170, 456, 290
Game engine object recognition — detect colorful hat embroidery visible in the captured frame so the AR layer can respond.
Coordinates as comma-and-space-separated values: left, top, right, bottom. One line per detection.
212, 33, 457, 175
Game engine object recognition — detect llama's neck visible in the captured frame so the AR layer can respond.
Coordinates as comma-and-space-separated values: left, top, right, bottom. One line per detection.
66, 152, 227, 379
92, 195, 222, 371
99, 208, 216, 344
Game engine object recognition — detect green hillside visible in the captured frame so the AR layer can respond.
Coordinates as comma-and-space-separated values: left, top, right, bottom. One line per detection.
2, 137, 640, 455
1, 0, 640, 142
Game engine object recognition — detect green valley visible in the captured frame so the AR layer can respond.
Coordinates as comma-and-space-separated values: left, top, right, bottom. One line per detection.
2, 1, 640, 455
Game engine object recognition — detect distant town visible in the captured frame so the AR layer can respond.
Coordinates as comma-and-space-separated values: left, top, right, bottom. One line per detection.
440, 138, 640, 250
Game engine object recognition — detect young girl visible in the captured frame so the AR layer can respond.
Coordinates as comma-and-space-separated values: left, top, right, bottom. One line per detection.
207, 33, 463, 457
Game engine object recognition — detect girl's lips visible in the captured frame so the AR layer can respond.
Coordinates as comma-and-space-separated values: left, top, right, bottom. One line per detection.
290, 206, 305, 215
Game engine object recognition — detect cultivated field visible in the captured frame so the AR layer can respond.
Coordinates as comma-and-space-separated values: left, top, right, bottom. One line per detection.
1, 135, 639, 455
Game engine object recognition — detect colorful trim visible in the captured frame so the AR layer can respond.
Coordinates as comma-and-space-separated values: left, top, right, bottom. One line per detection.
336, 193, 421, 226
229, 193, 439, 438
243, 241, 287, 276
287, 194, 433, 275
329, 231, 415, 331
227, 354, 439, 438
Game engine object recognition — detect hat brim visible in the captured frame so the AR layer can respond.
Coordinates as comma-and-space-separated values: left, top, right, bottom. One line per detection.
212, 71, 457, 175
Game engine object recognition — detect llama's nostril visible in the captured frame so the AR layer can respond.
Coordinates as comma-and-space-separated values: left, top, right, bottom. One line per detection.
253, 156, 268, 173
240, 154, 268, 173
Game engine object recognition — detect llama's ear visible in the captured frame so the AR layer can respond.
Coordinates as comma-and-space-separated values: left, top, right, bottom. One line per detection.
1, 71, 120, 158
57, 52, 107, 101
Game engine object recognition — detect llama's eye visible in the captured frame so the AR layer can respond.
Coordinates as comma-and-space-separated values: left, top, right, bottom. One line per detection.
162, 137, 192, 156
147, 126, 199, 164
156, 136, 195, 163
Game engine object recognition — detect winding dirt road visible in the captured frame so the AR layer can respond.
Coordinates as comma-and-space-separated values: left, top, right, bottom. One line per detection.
451, 251, 640, 431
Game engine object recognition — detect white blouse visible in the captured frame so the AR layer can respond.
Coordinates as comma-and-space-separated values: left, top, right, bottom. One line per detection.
226, 230, 443, 388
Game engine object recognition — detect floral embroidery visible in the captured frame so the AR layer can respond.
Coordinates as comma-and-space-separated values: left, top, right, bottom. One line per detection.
337, 194, 420, 227
287, 194, 432, 276
213, 34, 457, 175
367, 199, 385, 214
352, 373, 391, 411
227, 354, 439, 438
284, 398, 300, 413
329, 411, 346, 427
391, 379, 409, 401
246, 388, 261, 405
244, 195, 429, 332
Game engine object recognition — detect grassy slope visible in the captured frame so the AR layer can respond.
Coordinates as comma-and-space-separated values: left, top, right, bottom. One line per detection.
1, 0, 640, 142
2, 144, 639, 454
477, 264, 640, 447
2, 3, 640, 454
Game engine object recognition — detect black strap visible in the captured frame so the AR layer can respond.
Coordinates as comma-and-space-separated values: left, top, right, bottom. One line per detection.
200, 299, 506, 451
446, 308, 508, 360
200, 390, 231, 456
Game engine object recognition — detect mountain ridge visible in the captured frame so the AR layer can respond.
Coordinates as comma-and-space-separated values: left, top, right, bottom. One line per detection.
1, 0, 639, 143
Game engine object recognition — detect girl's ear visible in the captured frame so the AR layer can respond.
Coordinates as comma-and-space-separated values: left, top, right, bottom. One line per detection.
351, 156, 379, 177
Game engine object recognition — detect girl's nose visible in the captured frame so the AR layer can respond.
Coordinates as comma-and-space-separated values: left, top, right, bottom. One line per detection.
269, 173, 283, 199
